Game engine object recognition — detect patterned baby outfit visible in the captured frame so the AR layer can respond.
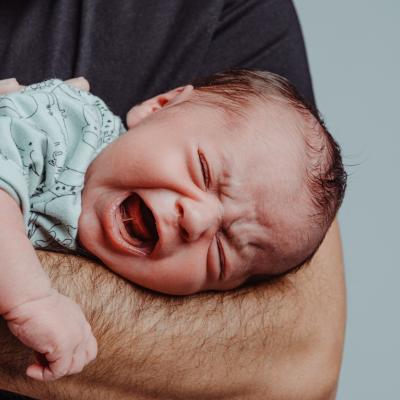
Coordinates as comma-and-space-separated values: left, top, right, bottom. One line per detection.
0, 80, 125, 251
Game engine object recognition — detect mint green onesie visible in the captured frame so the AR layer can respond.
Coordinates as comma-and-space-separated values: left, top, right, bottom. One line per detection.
0, 80, 126, 252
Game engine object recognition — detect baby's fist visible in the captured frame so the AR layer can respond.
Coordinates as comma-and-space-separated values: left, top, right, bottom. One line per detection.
5, 289, 97, 381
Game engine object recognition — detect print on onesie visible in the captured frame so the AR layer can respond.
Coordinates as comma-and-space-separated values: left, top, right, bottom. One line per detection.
0, 79, 125, 251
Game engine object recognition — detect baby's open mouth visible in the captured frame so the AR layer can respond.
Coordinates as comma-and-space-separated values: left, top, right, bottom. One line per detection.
119, 193, 158, 254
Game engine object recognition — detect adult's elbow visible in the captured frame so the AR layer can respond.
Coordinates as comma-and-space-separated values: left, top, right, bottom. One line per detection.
250, 334, 343, 400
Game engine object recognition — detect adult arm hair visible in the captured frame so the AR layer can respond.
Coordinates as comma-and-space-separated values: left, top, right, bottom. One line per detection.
0, 220, 346, 400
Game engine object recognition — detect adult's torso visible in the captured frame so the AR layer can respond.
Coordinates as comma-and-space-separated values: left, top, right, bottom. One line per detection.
0, 0, 315, 118
0, 2, 314, 398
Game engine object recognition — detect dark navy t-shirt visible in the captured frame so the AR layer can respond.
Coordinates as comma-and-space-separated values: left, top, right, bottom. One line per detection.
0, 0, 315, 117
0, 1, 314, 399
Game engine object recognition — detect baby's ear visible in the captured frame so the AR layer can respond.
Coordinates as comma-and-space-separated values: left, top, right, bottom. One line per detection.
126, 85, 193, 128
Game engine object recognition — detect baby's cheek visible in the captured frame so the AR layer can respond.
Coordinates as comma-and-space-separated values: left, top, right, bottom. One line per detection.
148, 259, 206, 295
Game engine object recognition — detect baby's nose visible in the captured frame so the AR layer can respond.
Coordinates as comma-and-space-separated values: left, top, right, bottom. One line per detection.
177, 195, 222, 242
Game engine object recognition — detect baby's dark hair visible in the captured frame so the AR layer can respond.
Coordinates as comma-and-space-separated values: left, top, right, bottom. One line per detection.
190, 69, 347, 235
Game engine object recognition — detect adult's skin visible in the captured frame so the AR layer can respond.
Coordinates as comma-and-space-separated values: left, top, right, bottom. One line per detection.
0, 221, 345, 400
0, 1, 346, 398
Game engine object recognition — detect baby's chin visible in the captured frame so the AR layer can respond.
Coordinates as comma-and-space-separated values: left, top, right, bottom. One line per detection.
139, 281, 207, 296
103, 262, 209, 296
128, 273, 249, 296
204, 276, 249, 293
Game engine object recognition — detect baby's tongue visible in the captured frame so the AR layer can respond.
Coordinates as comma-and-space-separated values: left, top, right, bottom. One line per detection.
124, 195, 153, 241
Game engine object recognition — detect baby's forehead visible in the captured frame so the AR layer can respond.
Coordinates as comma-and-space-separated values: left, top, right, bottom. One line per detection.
213, 99, 308, 147
183, 93, 302, 144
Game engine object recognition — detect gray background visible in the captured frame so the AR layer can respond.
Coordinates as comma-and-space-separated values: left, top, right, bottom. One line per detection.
292, 1, 399, 398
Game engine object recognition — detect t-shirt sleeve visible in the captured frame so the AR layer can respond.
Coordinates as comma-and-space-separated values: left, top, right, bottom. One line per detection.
0, 79, 124, 246
0, 79, 125, 229
0, 114, 46, 220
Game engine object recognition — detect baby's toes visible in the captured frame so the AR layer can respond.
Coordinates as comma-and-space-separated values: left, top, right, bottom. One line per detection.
65, 77, 90, 91
0, 78, 21, 94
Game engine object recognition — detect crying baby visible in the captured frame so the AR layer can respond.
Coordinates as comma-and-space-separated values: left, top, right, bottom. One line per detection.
0, 70, 346, 380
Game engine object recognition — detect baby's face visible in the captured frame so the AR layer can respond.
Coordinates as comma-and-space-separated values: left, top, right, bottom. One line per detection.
79, 99, 315, 294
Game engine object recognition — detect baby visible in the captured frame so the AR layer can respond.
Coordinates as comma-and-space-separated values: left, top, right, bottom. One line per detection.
0, 70, 346, 381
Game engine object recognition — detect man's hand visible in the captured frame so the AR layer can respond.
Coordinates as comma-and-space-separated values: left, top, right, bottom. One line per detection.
0, 77, 90, 94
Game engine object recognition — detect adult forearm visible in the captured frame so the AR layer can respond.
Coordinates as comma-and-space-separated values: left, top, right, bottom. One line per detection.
0, 220, 345, 400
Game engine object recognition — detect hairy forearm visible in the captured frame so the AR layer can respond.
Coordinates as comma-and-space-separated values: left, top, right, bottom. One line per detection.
0, 220, 345, 400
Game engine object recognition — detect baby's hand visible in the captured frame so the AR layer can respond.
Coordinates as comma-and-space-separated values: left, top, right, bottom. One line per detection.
4, 289, 97, 381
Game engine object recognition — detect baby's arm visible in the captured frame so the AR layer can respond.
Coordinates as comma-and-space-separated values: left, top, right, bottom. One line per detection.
0, 189, 97, 381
